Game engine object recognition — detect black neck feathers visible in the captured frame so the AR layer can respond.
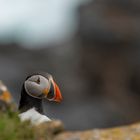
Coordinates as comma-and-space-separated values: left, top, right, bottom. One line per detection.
18, 85, 44, 114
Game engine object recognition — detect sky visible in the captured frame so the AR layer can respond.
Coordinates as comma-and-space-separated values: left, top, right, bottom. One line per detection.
0, 0, 90, 47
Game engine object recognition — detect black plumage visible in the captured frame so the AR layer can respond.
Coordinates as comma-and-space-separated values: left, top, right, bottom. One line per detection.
18, 84, 44, 114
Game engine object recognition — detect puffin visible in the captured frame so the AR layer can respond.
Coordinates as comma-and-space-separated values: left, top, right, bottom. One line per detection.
18, 72, 62, 125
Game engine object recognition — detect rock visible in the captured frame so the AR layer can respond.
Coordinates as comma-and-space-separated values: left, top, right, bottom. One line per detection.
33, 120, 64, 140
37, 120, 64, 135
54, 123, 140, 140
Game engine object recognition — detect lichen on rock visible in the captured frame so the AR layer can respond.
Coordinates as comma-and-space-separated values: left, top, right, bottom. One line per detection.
54, 123, 140, 140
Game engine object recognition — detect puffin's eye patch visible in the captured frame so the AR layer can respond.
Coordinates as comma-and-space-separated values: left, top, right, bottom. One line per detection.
47, 82, 55, 100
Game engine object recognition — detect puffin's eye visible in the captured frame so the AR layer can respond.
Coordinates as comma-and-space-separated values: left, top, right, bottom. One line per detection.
47, 82, 55, 100
36, 77, 40, 84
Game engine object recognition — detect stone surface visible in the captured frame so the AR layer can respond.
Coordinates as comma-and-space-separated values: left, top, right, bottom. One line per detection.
33, 120, 64, 140
54, 123, 140, 140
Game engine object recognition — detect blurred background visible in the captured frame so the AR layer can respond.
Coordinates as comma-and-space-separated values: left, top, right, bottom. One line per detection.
0, 0, 140, 130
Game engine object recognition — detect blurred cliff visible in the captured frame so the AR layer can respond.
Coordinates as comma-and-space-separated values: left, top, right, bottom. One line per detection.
0, 0, 140, 130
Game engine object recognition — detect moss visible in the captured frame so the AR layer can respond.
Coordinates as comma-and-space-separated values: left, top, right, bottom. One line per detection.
0, 106, 64, 140
0, 110, 34, 140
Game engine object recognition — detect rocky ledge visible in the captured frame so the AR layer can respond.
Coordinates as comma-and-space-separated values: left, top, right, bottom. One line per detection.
53, 123, 140, 140
1, 108, 140, 140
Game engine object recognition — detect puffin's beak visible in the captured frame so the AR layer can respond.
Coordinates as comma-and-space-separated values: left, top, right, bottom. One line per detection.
42, 80, 62, 102
53, 81, 62, 102
0, 90, 12, 103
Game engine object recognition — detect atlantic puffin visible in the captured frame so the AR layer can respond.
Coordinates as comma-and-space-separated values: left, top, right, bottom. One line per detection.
18, 72, 62, 125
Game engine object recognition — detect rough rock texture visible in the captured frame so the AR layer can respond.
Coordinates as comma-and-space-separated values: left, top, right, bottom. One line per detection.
54, 123, 140, 140
33, 120, 64, 140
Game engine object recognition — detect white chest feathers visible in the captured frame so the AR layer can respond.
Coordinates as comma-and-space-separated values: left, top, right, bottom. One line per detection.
19, 108, 51, 125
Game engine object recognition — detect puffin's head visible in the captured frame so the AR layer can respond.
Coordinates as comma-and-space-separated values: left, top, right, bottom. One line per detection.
24, 73, 62, 102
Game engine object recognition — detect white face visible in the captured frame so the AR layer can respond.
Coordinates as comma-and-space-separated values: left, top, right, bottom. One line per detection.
24, 75, 50, 98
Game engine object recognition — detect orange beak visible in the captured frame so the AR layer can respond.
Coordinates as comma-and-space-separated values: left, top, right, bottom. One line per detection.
53, 81, 62, 102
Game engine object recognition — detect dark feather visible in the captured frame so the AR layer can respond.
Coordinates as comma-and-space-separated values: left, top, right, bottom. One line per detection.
18, 84, 44, 114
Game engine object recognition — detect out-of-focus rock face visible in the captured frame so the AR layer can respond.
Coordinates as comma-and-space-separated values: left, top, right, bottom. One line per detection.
75, 0, 140, 129
78, 0, 140, 45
